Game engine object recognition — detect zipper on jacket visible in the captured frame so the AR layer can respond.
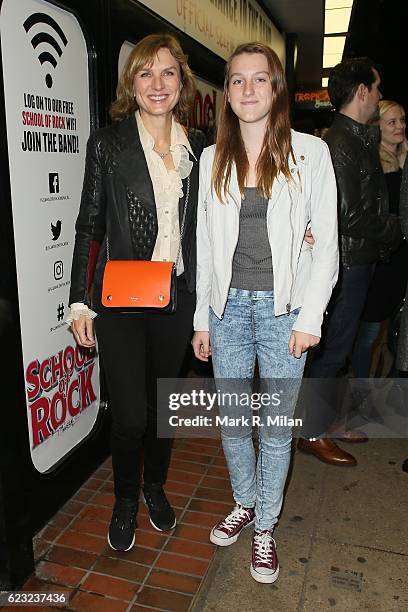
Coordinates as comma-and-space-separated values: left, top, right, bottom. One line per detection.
219, 194, 241, 317
286, 185, 296, 314
286, 161, 303, 314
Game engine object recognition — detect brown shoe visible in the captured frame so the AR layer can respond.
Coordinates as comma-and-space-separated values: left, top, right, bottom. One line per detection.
328, 424, 368, 443
336, 430, 368, 444
297, 438, 357, 467
402, 459, 408, 473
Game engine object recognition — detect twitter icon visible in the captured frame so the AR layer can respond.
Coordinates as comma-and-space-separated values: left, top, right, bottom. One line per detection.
51, 220, 62, 241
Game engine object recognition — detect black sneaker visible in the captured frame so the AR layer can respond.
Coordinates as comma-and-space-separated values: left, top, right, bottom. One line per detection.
143, 483, 176, 531
107, 498, 138, 551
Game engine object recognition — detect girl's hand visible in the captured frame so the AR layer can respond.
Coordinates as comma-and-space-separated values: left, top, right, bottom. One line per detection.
71, 315, 96, 347
289, 331, 319, 359
192, 331, 212, 361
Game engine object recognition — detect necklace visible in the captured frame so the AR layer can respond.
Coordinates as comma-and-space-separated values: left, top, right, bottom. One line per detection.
154, 147, 170, 159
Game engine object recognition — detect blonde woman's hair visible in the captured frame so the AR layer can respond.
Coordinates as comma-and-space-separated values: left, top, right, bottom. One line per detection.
110, 33, 195, 123
378, 99, 403, 118
377, 99, 407, 172
212, 42, 293, 202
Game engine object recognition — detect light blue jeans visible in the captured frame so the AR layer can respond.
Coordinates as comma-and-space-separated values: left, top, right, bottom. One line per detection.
209, 288, 306, 531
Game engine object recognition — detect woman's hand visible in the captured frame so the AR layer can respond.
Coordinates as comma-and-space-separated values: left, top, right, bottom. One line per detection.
289, 331, 319, 358
71, 315, 96, 348
192, 331, 211, 361
304, 229, 315, 246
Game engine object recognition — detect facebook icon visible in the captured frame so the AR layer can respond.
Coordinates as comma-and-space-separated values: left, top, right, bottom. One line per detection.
48, 173, 60, 194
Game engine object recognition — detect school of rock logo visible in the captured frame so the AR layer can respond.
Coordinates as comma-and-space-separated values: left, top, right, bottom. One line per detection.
25, 345, 97, 448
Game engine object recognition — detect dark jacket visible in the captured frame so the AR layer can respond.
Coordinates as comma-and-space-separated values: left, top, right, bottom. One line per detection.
397, 157, 408, 370
69, 114, 205, 310
324, 113, 401, 266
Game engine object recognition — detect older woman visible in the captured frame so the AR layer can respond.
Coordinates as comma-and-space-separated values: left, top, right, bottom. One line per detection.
68, 33, 205, 551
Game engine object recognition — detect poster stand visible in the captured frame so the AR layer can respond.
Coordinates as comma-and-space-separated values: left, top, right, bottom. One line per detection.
0, 0, 225, 589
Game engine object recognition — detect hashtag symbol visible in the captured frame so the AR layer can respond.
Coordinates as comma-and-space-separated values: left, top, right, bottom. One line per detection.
57, 303, 64, 321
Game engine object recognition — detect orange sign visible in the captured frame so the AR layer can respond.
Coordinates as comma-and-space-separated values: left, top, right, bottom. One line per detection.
295, 89, 332, 109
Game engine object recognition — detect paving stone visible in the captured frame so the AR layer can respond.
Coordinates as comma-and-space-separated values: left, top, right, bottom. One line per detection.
315, 439, 408, 555
302, 538, 408, 612
191, 529, 310, 611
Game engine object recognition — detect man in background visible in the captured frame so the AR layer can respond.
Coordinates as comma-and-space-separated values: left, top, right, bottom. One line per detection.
299, 58, 402, 466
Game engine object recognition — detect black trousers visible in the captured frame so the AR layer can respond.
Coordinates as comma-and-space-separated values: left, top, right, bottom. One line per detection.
95, 276, 195, 500
302, 264, 375, 438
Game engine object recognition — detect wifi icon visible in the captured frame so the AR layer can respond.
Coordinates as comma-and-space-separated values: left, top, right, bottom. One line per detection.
23, 12, 68, 89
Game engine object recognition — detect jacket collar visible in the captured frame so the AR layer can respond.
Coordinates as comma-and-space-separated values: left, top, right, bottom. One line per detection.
114, 114, 196, 222
135, 110, 195, 159
227, 143, 299, 210
335, 112, 376, 139
115, 114, 156, 216
380, 139, 408, 173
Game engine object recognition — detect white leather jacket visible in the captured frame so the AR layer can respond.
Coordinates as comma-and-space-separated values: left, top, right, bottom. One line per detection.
193, 130, 339, 337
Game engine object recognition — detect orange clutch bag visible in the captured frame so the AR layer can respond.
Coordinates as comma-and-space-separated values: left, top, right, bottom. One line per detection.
102, 176, 190, 314
102, 260, 177, 313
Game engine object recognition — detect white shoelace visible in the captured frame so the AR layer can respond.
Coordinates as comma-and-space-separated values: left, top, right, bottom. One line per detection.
219, 504, 251, 531
253, 530, 274, 563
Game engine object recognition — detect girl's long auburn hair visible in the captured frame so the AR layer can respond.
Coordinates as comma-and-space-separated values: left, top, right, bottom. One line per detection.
212, 42, 293, 202
110, 33, 195, 123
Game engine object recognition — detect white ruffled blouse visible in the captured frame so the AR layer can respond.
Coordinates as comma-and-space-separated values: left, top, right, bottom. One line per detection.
67, 112, 194, 324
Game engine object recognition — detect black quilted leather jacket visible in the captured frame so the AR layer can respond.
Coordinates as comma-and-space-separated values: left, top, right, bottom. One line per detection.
69, 114, 205, 310
324, 113, 402, 266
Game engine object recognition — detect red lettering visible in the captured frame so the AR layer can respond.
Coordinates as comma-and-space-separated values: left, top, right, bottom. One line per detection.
50, 391, 67, 430
63, 345, 75, 379
51, 350, 63, 385
52, 115, 65, 129
21, 111, 44, 127
26, 359, 41, 402
80, 363, 96, 409
30, 397, 51, 447
68, 378, 80, 416
39, 358, 52, 392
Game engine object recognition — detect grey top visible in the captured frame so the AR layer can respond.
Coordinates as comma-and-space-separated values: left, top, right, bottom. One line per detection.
230, 187, 274, 291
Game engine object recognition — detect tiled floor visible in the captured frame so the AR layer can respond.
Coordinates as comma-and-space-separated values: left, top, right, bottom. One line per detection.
21, 438, 231, 611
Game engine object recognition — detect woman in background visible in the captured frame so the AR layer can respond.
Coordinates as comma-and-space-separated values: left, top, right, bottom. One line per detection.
352, 100, 408, 379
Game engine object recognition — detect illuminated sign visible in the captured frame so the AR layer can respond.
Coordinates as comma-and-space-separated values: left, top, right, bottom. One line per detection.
295, 89, 332, 110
